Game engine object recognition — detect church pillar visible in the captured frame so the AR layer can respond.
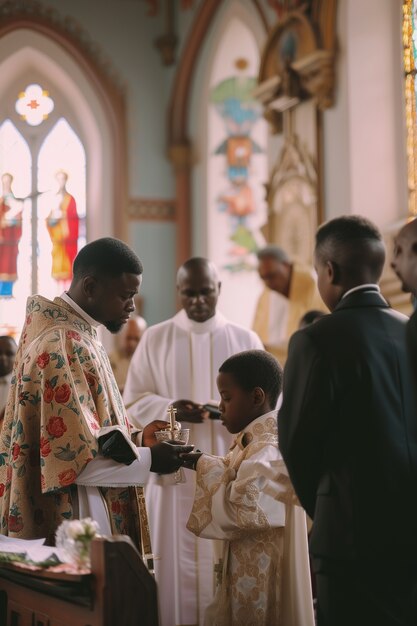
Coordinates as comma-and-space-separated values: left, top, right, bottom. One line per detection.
169, 142, 193, 266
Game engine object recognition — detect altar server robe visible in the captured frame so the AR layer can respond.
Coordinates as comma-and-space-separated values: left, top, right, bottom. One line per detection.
187, 412, 314, 626
123, 309, 263, 626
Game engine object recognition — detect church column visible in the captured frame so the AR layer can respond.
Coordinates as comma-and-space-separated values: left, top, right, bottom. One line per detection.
169, 142, 193, 267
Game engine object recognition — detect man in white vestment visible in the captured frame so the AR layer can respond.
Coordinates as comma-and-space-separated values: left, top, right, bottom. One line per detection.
123, 257, 263, 626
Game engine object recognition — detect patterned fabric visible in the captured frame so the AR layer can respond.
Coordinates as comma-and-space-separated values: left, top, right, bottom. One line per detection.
0, 295, 136, 543
187, 414, 300, 626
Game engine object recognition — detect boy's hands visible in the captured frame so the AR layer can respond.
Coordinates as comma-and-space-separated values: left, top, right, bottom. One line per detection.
150, 441, 194, 474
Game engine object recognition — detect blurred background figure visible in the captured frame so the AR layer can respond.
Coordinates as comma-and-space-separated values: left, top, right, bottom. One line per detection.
298, 309, 327, 330
252, 245, 325, 363
0, 335, 17, 420
109, 316, 147, 394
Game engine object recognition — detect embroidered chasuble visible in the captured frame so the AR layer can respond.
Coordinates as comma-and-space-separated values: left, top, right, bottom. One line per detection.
187, 412, 315, 626
0, 295, 150, 545
123, 309, 263, 626
253, 263, 325, 364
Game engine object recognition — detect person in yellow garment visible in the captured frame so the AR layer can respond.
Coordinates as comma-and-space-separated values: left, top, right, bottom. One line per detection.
252, 245, 326, 363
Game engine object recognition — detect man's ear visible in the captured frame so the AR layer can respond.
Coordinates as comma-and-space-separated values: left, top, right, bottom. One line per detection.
217, 281, 222, 295
327, 260, 340, 285
253, 386, 265, 406
82, 276, 98, 300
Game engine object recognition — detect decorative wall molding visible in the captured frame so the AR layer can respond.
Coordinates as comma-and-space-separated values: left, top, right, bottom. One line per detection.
264, 133, 318, 262
128, 197, 176, 221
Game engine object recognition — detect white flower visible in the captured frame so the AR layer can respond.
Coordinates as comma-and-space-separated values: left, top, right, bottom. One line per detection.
66, 520, 85, 540
55, 517, 100, 569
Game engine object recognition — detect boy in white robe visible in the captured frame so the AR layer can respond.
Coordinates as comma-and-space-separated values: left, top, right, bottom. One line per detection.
182, 350, 314, 626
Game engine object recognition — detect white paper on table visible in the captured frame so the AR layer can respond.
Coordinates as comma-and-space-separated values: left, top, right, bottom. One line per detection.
0, 536, 64, 563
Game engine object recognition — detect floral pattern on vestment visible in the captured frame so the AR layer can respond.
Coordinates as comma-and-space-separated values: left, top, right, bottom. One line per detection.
0, 296, 135, 543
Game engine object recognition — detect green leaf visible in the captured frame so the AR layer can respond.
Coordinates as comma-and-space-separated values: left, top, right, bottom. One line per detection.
56, 355, 65, 369
49, 375, 59, 389
53, 444, 76, 461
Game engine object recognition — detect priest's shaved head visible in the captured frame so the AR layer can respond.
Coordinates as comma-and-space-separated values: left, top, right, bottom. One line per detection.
314, 215, 385, 311
177, 257, 221, 322
391, 218, 417, 297
69, 237, 143, 333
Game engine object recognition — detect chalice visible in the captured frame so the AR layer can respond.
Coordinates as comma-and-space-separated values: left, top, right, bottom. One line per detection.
154, 406, 192, 484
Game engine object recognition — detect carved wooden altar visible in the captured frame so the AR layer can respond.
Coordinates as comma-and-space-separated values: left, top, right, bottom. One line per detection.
0, 536, 159, 626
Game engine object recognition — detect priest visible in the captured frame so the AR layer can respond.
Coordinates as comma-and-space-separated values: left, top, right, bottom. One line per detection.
252, 245, 325, 363
0, 238, 188, 546
123, 257, 263, 626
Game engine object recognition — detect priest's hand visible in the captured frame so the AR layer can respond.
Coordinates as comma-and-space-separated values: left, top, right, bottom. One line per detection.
150, 441, 194, 474
172, 399, 208, 423
142, 420, 171, 447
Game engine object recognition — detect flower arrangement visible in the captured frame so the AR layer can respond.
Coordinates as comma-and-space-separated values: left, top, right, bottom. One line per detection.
55, 517, 100, 570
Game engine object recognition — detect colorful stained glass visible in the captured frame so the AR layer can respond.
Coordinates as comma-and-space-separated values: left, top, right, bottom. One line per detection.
403, 0, 417, 215
15, 84, 54, 127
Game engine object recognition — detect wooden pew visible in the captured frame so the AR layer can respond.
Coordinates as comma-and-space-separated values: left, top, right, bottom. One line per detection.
0, 535, 159, 626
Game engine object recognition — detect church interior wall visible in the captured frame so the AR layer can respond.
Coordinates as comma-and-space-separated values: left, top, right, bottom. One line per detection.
0, 0, 411, 330
323, 0, 407, 228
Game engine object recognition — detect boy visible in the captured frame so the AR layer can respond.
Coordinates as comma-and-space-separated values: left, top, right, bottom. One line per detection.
182, 350, 314, 626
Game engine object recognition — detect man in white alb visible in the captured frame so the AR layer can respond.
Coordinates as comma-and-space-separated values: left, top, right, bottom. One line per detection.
123, 257, 263, 626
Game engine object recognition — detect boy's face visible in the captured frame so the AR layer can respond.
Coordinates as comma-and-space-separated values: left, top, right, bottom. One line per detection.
216, 372, 256, 434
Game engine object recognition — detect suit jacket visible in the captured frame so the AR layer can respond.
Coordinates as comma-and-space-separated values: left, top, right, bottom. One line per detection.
279, 288, 417, 562
407, 310, 417, 416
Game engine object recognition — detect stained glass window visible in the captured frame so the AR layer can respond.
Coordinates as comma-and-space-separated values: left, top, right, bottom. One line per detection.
15, 84, 54, 127
207, 18, 268, 327
0, 83, 86, 338
403, 0, 417, 215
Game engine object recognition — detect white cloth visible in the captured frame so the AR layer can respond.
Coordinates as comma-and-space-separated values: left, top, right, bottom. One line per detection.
123, 310, 263, 626
75, 446, 151, 535
0, 373, 12, 415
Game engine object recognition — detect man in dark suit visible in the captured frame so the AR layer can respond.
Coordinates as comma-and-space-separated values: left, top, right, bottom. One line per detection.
391, 218, 417, 411
279, 215, 417, 626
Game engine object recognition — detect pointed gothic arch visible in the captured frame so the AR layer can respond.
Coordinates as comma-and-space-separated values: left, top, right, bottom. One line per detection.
167, 0, 269, 266
0, 5, 128, 241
